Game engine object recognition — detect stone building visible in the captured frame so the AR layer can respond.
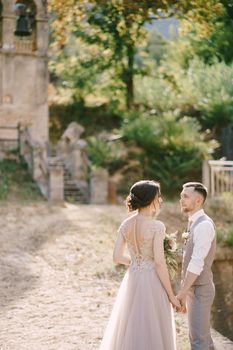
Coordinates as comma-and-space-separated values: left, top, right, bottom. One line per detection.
0, 2, 109, 204
0, 0, 48, 142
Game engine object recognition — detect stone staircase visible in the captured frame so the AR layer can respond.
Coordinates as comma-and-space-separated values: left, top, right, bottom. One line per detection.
63, 166, 89, 204
47, 143, 89, 204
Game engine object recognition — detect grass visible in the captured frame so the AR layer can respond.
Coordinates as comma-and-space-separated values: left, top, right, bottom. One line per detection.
0, 156, 43, 202
225, 227, 233, 246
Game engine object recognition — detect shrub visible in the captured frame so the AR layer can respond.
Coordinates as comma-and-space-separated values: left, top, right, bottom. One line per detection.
225, 227, 233, 247
207, 193, 233, 225
87, 136, 127, 173
121, 111, 215, 195
87, 137, 113, 168
217, 227, 233, 247
135, 59, 233, 138
0, 158, 41, 201
49, 102, 122, 142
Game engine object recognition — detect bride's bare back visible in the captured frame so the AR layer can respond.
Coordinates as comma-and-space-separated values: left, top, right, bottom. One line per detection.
118, 213, 165, 269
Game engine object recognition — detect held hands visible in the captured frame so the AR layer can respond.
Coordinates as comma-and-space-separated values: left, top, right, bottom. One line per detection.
169, 295, 182, 312
176, 292, 187, 313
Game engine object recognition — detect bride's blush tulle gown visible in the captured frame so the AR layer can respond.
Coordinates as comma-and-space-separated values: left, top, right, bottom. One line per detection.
100, 213, 177, 350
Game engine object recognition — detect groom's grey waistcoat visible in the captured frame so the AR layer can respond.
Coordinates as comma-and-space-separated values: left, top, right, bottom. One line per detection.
182, 214, 216, 285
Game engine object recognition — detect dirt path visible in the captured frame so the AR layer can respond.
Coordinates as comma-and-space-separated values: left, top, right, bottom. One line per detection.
0, 202, 229, 350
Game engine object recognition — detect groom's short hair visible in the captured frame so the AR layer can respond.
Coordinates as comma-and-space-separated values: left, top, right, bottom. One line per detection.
183, 182, 208, 202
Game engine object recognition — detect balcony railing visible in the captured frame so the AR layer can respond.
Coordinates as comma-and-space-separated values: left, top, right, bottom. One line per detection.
203, 160, 233, 196
14, 36, 35, 53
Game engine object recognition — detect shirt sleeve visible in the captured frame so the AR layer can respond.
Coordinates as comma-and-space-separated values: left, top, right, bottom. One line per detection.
187, 220, 215, 275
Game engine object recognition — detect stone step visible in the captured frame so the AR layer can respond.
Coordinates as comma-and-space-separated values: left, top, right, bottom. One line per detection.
64, 175, 72, 180
64, 183, 87, 189
64, 191, 87, 197
64, 180, 79, 186
62, 165, 89, 204
64, 192, 87, 197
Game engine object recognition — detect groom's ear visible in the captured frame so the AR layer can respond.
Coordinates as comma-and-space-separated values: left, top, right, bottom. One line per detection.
196, 193, 204, 206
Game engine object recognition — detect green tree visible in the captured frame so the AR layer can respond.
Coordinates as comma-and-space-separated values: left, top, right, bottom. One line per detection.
120, 110, 216, 194
179, 0, 233, 64
49, 0, 192, 109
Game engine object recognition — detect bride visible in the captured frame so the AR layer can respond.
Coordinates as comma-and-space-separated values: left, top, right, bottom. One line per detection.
100, 180, 180, 350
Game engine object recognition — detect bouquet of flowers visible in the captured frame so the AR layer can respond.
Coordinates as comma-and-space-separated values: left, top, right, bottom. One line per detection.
164, 232, 179, 278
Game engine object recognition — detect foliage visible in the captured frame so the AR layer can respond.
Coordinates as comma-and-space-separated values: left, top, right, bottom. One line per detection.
0, 158, 42, 201
0, 172, 8, 200
135, 58, 233, 139
179, 0, 233, 64
164, 233, 179, 278
207, 193, 233, 225
49, 37, 106, 102
48, 0, 233, 111
48, 0, 193, 108
217, 227, 233, 247
49, 102, 122, 142
87, 137, 113, 168
87, 136, 127, 173
225, 227, 233, 247
47, 1, 233, 198
121, 110, 215, 195
208, 192, 233, 246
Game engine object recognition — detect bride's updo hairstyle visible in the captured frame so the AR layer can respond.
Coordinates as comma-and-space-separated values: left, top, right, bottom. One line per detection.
126, 180, 160, 212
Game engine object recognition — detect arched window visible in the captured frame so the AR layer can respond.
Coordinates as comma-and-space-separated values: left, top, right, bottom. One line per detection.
14, 1, 37, 52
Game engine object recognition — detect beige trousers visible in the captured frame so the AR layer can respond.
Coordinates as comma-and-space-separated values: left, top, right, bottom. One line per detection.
187, 283, 215, 350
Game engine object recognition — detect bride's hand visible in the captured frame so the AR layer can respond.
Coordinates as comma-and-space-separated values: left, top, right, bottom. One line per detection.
169, 295, 181, 311
176, 293, 187, 314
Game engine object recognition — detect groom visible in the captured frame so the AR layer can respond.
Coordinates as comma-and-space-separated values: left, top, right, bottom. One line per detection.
177, 182, 216, 350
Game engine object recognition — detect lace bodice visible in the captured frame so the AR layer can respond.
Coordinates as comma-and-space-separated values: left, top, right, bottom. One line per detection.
117, 214, 165, 272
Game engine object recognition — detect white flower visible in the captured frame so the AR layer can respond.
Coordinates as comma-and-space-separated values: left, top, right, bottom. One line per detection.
170, 241, 177, 251
182, 231, 190, 240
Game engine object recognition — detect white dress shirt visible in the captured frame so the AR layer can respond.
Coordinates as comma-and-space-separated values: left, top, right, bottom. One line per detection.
187, 209, 215, 275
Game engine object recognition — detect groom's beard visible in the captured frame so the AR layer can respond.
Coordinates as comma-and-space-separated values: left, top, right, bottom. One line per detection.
180, 204, 195, 214
181, 207, 189, 213
180, 199, 196, 214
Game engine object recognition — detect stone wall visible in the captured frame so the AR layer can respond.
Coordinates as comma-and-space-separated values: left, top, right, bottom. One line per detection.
212, 247, 233, 341
0, 0, 48, 143
90, 167, 109, 204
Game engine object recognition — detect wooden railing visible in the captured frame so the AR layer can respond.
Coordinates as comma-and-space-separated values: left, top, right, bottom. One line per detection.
203, 160, 233, 196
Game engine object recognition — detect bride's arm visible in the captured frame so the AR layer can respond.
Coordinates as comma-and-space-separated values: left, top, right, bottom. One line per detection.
153, 223, 180, 308
113, 227, 131, 266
